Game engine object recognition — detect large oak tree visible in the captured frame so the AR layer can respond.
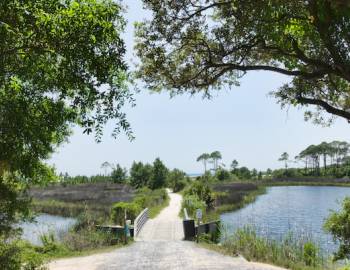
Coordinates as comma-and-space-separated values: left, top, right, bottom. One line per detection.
135, 0, 350, 124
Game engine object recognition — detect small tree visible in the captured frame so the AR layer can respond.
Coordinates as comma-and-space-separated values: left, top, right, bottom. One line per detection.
130, 162, 152, 188
111, 164, 127, 183
167, 169, 187, 192
149, 158, 168, 190
278, 152, 290, 170
230, 160, 239, 171
324, 197, 350, 261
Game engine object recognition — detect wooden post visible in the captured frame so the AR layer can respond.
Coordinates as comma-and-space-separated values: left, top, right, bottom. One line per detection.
124, 209, 127, 244
196, 218, 199, 243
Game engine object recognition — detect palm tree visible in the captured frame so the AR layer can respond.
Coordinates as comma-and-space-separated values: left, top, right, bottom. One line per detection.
101, 161, 111, 176
210, 151, 222, 171
196, 153, 210, 173
278, 152, 289, 170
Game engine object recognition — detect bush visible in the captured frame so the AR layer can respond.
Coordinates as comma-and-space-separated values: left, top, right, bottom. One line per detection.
110, 188, 168, 224
324, 196, 350, 261
0, 240, 46, 270
167, 169, 188, 192
303, 242, 318, 266
0, 240, 22, 270
184, 181, 215, 209
181, 195, 206, 218
215, 168, 231, 181
111, 202, 141, 225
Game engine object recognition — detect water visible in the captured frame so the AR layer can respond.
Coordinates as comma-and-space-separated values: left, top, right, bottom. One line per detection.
20, 214, 76, 245
221, 186, 350, 254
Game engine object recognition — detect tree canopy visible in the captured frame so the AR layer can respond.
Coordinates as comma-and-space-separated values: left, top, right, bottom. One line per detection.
0, 1, 130, 267
135, 0, 350, 124
1, 0, 132, 145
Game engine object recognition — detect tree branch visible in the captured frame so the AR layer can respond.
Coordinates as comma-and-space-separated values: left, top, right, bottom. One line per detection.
296, 95, 350, 121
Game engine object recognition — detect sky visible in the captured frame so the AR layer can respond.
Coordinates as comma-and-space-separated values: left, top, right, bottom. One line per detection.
48, 1, 350, 176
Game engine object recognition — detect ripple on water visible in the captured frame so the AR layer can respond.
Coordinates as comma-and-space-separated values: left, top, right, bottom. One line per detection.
221, 186, 350, 254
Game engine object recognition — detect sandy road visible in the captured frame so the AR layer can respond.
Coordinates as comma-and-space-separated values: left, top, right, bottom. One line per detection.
48, 191, 285, 270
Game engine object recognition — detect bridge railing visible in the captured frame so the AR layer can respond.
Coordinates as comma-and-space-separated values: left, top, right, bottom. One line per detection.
183, 207, 190, 220
134, 207, 149, 237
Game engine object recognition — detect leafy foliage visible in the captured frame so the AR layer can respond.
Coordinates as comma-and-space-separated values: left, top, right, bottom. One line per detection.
324, 197, 350, 261
167, 169, 188, 192
129, 161, 153, 188
135, 0, 350, 124
184, 181, 215, 209
0, 0, 132, 141
0, 1, 130, 268
111, 164, 127, 183
149, 158, 168, 190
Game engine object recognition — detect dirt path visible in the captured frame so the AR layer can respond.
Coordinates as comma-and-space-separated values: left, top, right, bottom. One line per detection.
48, 191, 285, 270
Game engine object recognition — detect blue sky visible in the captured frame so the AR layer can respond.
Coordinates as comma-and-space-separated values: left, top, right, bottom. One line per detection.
48, 1, 350, 176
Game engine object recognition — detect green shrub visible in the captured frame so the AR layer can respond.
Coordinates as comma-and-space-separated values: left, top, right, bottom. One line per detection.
324, 197, 350, 261
0, 240, 46, 270
303, 242, 318, 266
184, 181, 215, 209
181, 194, 206, 218
215, 168, 231, 181
111, 202, 141, 225
167, 169, 188, 192
0, 240, 22, 270
39, 232, 62, 254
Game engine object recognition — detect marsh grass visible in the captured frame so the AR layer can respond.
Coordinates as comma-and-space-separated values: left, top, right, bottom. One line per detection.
32, 200, 109, 218
205, 226, 338, 270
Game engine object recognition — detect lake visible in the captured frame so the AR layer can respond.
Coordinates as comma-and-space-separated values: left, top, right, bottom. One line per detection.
20, 214, 76, 245
221, 186, 350, 254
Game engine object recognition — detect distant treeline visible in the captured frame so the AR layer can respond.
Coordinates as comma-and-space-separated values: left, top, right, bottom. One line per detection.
58, 158, 189, 191
198, 141, 350, 182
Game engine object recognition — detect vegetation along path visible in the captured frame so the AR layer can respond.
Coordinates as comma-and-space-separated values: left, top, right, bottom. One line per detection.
48, 191, 284, 270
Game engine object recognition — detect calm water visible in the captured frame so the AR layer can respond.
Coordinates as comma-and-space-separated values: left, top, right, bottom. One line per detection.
20, 214, 76, 245
221, 186, 350, 254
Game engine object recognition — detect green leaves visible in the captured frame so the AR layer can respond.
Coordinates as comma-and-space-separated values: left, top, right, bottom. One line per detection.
136, 0, 350, 124
0, 0, 132, 142
324, 197, 350, 261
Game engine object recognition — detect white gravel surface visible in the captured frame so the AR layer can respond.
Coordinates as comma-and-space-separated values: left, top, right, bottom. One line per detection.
48, 191, 285, 270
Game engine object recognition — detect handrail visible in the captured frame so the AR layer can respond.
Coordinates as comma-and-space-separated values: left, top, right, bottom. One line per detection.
134, 208, 149, 237
183, 208, 190, 220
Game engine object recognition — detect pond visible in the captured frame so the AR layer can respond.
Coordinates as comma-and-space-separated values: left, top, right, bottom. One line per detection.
221, 186, 350, 254
20, 214, 76, 246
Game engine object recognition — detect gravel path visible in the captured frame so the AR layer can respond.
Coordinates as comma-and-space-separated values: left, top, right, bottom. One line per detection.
48, 191, 285, 270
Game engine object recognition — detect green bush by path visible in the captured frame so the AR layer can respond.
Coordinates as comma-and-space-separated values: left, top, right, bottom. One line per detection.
111, 188, 169, 224
111, 202, 141, 224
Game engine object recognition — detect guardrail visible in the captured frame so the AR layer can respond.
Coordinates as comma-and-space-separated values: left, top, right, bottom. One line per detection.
134, 208, 149, 237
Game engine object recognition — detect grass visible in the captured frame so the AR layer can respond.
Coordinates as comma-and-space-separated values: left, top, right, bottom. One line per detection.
32, 199, 109, 218
213, 186, 266, 215
200, 227, 338, 270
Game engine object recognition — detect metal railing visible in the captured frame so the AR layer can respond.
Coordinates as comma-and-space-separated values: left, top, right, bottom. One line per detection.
183, 208, 190, 220
134, 208, 149, 237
